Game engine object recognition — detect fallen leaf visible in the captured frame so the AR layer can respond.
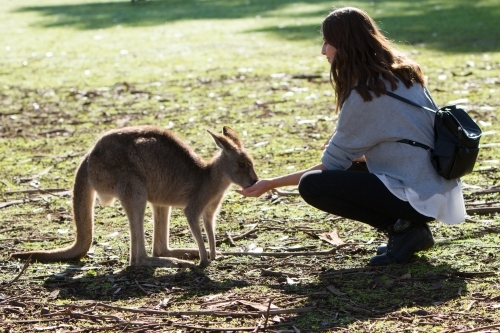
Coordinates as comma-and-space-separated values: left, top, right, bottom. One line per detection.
238, 300, 278, 311
272, 315, 283, 323
158, 298, 170, 309
204, 301, 234, 310
487, 303, 500, 309
48, 289, 60, 300
318, 228, 345, 246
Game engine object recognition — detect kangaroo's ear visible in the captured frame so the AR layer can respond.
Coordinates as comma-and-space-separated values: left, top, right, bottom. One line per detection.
222, 126, 243, 148
207, 129, 235, 151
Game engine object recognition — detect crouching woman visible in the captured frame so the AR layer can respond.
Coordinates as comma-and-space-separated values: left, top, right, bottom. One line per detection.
237, 7, 465, 265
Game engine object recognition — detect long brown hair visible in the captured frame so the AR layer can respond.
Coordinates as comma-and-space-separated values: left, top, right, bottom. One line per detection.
321, 7, 425, 112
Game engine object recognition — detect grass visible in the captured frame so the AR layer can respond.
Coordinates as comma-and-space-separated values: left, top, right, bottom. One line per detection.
1, 0, 500, 332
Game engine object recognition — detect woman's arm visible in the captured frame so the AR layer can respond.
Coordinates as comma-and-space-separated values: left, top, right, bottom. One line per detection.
236, 163, 327, 197
322, 131, 365, 161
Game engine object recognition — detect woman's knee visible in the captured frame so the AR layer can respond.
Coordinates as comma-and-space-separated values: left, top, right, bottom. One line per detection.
298, 170, 321, 200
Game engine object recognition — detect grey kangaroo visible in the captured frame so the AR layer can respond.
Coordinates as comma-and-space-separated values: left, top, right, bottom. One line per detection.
11, 125, 258, 268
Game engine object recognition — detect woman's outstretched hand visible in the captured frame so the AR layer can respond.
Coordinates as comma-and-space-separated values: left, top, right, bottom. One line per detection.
236, 179, 274, 197
236, 164, 325, 198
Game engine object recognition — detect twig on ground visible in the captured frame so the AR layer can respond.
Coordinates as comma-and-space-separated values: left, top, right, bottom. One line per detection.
2, 255, 32, 288
466, 200, 500, 207
344, 304, 372, 316
217, 225, 259, 245
174, 324, 260, 332
263, 297, 275, 332
222, 244, 353, 257
55, 302, 316, 318
271, 189, 300, 197
32, 151, 86, 159
466, 206, 500, 215
0, 237, 60, 242
5, 318, 69, 325
465, 300, 476, 311
4, 188, 68, 195
134, 280, 150, 295
43, 309, 123, 323
225, 231, 236, 247
0, 198, 43, 209
231, 226, 259, 241
0, 295, 43, 306
471, 186, 500, 195
455, 322, 500, 333
319, 267, 381, 277
261, 270, 300, 278
252, 319, 263, 333
221, 250, 335, 257
326, 285, 347, 297
65, 324, 125, 332
452, 271, 497, 278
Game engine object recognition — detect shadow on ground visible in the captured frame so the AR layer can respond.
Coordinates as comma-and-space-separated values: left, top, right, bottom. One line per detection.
12, 0, 500, 52
290, 260, 469, 328
38, 257, 468, 330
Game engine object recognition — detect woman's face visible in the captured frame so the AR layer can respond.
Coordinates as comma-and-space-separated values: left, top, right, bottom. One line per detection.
321, 39, 337, 64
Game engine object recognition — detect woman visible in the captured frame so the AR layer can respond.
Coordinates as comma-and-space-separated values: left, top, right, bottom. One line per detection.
237, 7, 465, 265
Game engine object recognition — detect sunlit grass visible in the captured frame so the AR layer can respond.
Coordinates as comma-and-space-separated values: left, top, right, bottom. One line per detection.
0, 0, 499, 331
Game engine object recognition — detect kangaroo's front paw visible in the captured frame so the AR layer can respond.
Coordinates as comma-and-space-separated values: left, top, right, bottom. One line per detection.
209, 250, 222, 260
199, 258, 211, 268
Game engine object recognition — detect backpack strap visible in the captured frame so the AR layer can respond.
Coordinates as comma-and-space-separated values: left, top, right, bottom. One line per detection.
423, 86, 439, 110
384, 87, 437, 153
396, 139, 433, 153
385, 90, 438, 114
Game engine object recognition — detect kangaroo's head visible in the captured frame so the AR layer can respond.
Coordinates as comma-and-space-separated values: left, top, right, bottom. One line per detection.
207, 126, 259, 189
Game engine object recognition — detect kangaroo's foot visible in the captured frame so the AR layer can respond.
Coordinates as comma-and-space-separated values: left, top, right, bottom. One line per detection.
154, 248, 221, 268
155, 248, 221, 262
131, 256, 195, 268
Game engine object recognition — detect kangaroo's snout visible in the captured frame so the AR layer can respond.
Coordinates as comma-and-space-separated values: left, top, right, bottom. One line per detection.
243, 177, 258, 189
250, 177, 258, 187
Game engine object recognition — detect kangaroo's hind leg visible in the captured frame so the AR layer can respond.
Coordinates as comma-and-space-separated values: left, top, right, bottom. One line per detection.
120, 183, 194, 268
152, 204, 172, 257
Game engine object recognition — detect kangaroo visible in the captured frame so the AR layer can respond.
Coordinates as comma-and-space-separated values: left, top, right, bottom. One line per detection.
10, 125, 258, 268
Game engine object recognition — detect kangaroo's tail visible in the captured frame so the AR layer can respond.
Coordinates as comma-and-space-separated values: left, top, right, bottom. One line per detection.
10, 156, 95, 262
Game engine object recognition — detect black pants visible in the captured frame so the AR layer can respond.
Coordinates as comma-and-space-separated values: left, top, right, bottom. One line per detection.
298, 163, 433, 231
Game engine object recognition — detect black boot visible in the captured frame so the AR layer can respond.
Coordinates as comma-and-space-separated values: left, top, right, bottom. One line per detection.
374, 220, 413, 255
370, 220, 434, 266
376, 243, 387, 255
376, 238, 434, 255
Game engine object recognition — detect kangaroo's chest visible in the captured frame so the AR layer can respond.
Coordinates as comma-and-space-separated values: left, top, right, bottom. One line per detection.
146, 179, 199, 207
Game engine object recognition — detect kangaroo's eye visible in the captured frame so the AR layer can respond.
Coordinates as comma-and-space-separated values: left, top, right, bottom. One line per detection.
238, 162, 245, 168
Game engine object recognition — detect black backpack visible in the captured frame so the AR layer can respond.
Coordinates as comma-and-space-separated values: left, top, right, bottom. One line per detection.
386, 88, 482, 180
